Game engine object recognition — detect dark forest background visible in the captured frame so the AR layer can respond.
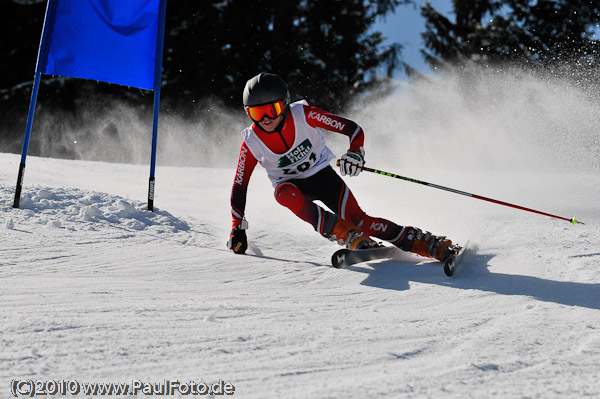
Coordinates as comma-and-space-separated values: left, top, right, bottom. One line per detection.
1, 0, 599, 160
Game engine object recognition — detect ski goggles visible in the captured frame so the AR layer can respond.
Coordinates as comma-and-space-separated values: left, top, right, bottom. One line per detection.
245, 100, 285, 122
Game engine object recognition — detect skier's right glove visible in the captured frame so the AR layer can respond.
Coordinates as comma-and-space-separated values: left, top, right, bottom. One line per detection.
227, 218, 248, 254
338, 147, 365, 177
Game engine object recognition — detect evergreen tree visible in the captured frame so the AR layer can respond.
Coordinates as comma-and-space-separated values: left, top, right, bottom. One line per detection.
162, 0, 410, 112
421, 0, 600, 70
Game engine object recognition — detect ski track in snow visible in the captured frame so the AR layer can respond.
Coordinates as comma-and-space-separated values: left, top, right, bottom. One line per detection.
1, 152, 599, 398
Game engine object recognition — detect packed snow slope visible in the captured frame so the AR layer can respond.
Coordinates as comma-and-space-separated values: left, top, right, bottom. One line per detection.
2, 69, 600, 398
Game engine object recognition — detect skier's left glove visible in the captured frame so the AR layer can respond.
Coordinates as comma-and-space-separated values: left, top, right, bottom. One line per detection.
227, 218, 248, 254
339, 147, 365, 177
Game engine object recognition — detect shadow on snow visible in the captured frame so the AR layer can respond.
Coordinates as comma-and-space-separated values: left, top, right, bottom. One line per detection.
348, 251, 600, 310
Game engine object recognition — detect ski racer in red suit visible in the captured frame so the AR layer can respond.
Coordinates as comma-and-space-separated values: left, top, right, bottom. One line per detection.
228, 72, 455, 261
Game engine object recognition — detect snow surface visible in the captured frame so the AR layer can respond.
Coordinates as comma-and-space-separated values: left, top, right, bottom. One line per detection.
2, 70, 600, 398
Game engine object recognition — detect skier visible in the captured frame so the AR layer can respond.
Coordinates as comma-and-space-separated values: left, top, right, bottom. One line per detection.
228, 72, 456, 262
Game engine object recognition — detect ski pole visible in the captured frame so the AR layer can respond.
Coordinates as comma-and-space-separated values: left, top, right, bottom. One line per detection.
336, 161, 584, 225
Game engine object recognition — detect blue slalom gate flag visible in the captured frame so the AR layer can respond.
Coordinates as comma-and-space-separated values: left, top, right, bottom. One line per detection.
14, 0, 168, 210
39, 0, 161, 90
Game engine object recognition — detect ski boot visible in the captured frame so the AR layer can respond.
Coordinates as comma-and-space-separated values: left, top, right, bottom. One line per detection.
326, 218, 378, 250
398, 227, 457, 262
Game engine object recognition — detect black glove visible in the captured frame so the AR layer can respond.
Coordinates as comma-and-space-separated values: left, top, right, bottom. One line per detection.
227, 219, 248, 254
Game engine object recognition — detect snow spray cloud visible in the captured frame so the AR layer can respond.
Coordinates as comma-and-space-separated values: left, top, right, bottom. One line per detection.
348, 66, 600, 174
30, 96, 249, 168
21, 65, 599, 174
34, 98, 150, 164
155, 101, 249, 168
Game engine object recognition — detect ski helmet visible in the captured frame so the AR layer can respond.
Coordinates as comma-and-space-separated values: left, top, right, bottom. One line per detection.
243, 72, 290, 108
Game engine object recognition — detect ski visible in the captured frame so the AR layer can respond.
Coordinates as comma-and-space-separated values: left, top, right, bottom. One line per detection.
331, 241, 470, 275
443, 241, 469, 277
331, 245, 400, 269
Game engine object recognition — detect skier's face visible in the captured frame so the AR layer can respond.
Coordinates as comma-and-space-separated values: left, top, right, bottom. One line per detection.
257, 114, 284, 132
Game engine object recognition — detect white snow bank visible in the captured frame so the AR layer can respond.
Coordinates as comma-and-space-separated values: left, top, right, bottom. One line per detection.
1, 185, 189, 232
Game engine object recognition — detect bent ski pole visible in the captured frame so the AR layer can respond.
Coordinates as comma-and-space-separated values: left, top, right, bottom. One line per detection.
336, 161, 583, 225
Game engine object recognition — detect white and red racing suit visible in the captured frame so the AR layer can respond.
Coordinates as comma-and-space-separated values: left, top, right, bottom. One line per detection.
230, 100, 410, 246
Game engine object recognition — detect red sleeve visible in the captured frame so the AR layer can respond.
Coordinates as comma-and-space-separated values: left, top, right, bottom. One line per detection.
230, 141, 258, 227
303, 105, 364, 152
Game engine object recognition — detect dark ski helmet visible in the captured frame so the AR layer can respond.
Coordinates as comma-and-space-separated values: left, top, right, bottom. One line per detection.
243, 72, 290, 108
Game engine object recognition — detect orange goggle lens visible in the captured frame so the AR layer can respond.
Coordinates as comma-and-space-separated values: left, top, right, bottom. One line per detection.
245, 101, 284, 122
